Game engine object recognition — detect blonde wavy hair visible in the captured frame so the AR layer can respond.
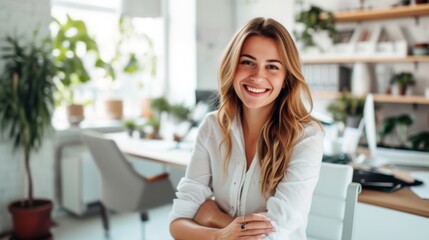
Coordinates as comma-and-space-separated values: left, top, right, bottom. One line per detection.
216, 17, 320, 197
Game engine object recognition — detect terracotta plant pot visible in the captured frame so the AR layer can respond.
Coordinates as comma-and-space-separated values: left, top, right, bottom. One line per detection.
105, 99, 123, 119
8, 199, 53, 239
66, 104, 84, 125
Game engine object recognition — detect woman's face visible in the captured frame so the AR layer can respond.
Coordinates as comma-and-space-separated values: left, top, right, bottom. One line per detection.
233, 35, 286, 112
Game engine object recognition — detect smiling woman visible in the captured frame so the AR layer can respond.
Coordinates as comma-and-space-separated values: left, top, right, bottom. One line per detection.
169, 17, 323, 240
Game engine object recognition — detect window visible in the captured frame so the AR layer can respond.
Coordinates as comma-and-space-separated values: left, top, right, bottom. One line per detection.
51, 0, 164, 120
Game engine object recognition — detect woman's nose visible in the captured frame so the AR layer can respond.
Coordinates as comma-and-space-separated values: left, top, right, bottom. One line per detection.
250, 66, 266, 81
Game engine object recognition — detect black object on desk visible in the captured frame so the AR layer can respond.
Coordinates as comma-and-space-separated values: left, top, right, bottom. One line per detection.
322, 153, 351, 164
353, 168, 423, 192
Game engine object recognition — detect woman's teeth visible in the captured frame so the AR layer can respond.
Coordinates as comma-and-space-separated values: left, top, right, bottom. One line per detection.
246, 86, 267, 93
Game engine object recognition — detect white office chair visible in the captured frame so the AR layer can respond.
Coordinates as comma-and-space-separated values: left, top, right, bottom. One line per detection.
81, 131, 176, 239
307, 163, 361, 240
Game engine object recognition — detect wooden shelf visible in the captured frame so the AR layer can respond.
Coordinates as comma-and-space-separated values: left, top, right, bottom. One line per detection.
333, 4, 429, 22
302, 56, 429, 64
312, 92, 429, 104
373, 94, 429, 104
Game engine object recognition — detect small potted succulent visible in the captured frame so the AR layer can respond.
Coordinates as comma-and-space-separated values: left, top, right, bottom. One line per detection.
390, 72, 415, 96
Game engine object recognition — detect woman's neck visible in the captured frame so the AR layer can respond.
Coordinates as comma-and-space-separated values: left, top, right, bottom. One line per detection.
241, 106, 272, 136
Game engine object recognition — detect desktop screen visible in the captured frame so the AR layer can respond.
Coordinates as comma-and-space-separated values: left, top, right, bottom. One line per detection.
363, 94, 429, 167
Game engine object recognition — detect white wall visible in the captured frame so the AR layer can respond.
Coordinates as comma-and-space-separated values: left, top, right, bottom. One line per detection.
196, 0, 234, 90
234, 0, 294, 31
0, 0, 53, 232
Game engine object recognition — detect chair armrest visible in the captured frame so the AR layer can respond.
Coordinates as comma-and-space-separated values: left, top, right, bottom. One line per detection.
144, 172, 170, 182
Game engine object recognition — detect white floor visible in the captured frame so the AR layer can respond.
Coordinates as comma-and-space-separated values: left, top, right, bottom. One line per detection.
51, 204, 174, 240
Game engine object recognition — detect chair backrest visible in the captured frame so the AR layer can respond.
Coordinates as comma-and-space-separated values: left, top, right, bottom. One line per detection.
307, 163, 361, 240
81, 131, 175, 212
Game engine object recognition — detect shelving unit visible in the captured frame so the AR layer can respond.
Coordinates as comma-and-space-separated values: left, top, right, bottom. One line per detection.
307, 5, 429, 105
312, 92, 429, 105
302, 56, 429, 64
332, 4, 429, 22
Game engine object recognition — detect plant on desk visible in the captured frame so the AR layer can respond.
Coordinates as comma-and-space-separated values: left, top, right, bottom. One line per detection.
379, 114, 413, 148
144, 116, 161, 139
0, 34, 55, 239
408, 131, 429, 151
327, 92, 366, 137
169, 103, 192, 146
123, 119, 137, 137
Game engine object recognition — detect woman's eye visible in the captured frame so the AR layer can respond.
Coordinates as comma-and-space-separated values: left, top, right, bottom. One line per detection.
240, 60, 253, 65
267, 65, 279, 70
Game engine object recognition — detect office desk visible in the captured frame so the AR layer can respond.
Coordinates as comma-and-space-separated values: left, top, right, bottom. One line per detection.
106, 132, 190, 168
109, 133, 428, 239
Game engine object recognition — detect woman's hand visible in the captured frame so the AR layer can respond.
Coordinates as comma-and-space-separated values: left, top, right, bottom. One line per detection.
216, 214, 275, 240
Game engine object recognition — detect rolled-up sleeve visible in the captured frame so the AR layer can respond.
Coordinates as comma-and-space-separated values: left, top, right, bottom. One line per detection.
264, 124, 324, 239
169, 116, 214, 223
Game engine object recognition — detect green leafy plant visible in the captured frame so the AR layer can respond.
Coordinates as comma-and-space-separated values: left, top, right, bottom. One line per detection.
0, 34, 56, 206
390, 72, 415, 87
295, 5, 337, 48
408, 131, 429, 151
123, 119, 137, 137
123, 119, 137, 129
51, 15, 100, 106
327, 92, 365, 126
169, 103, 191, 121
145, 116, 160, 131
150, 96, 170, 113
379, 114, 413, 147
96, 16, 157, 87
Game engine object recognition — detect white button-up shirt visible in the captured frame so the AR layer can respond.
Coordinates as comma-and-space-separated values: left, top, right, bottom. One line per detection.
169, 111, 324, 239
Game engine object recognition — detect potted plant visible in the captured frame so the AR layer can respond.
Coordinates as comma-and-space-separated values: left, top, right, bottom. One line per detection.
294, 4, 336, 49
96, 16, 157, 120
0, 35, 56, 239
169, 103, 191, 122
408, 131, 429, 151
379, 114, 413, 147
390, 72, 415, 96
144, 116, 161, 139
327, 92, 366, 129
51, 15, 100, 124
150, 96, 170, 116
123, 119, 137, 137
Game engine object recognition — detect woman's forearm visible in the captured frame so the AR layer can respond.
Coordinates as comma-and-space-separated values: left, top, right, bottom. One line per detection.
193, 199, 234, 228
170, 218, 219, 240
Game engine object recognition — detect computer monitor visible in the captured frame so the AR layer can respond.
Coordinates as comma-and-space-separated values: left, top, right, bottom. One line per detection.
363, 94, 429, 167
195, 89, 219, 111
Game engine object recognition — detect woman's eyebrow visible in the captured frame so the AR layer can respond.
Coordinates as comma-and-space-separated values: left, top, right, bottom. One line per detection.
240, 54, 282, 65
240, 54, 256, 60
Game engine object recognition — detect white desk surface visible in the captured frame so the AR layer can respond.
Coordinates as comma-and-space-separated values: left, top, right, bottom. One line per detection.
105, 132, 191, 167
107, 132, 429, 217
